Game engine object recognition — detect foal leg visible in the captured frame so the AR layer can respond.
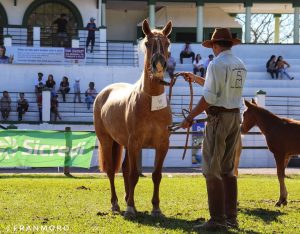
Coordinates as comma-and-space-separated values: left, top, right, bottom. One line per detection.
275, 155, 288, 207
122, 149, 130, 203
151, 142, 168, 217
124, 142, 140, 218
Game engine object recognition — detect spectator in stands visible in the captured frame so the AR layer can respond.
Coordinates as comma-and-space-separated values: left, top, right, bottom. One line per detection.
35, 72, 44, 98
53, 13, 68, 47
51, 94, 61, 121
275, 56, 294, 80
37, 94, 42, 122
0, 91, 11, 121
85, 82, 97, 110
180, 41, 195, 64
266, 55, 278, 79
45, 74, 56, 96
73, 78, 81, 103
0, 46, 13, 64
86, 17, 97, 53
204, 54, 214, 76
17, 92, 29, 121
58, 76, 70, 102
166, 52, 176, 79
193, 54, 205, 77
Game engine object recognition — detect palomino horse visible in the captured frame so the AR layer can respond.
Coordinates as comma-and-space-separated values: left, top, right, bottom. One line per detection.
241, 99, 299, 206
93, 20, 172, 217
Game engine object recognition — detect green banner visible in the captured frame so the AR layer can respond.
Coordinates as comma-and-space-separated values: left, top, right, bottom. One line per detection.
0, 130, 96, 168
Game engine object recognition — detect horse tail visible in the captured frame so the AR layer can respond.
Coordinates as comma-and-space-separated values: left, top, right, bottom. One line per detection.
112, 141, 123, 173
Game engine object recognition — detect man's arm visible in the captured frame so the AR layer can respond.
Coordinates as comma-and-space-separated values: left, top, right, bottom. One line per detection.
181, 96, 209, 128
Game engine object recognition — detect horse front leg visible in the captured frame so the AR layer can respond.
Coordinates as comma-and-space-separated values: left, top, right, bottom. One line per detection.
275, 155, 288, 206
151, 140, 169, 217
124, 141, 141, 218
122, 148, 129, 203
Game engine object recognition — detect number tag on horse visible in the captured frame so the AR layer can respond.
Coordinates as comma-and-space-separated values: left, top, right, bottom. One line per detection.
151, 93, 167, 111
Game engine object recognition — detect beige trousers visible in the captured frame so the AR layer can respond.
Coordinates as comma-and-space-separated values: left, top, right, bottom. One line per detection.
202, 112, 241, 179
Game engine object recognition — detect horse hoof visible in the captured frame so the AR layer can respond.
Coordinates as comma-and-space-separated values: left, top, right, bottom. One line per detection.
111, 203, 120, 213
275, 199, 288, 207
151, 208, 165, 218
124, 206, 136, 219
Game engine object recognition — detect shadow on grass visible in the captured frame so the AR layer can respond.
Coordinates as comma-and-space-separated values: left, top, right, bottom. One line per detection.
0, 174, 101, 179
122, 211, 258, 234
241, 207, 285, 223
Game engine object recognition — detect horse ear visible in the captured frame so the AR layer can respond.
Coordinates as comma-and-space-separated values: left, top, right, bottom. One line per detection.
142, 19, 152, 36
162, 21, 172, 36
244, 99, 251, 108
251, 98, 257, 105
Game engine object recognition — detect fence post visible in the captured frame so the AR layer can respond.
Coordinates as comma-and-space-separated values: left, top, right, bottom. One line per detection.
42, 90, 51, 122
256, 90, 266, 108
4, 35, 12, 47
33, 26, 40, 47
64, 127, 72, 176
72, 37, 80, 48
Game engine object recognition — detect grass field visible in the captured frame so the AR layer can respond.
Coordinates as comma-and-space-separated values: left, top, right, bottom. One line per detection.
0, 174, 299, 234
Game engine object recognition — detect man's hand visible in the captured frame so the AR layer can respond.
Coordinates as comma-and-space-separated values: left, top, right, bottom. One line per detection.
180, 115, 193, 129
176, 72, 195, 83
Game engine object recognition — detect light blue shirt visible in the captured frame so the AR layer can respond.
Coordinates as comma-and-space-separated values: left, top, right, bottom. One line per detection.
203, 50, 247, 109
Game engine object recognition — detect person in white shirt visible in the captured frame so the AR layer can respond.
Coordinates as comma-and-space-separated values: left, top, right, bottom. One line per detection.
179, 28, 246, 231
193, 54, 205, 76
204, 54, 214, 76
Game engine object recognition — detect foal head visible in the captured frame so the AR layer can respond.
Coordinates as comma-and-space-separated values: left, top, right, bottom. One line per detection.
142, 20, 172, 79
241, 99, 258, 134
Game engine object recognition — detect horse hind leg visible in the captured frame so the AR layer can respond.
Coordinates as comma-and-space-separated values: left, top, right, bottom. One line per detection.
275, 155, 288, 207
99, 137, 123, 212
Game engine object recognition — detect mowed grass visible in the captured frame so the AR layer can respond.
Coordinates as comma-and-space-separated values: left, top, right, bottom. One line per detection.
0, 174, 300, 234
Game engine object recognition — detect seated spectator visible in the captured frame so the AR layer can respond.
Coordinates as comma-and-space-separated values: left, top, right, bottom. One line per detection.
275, 56, 294, 80
204, 54, 214, 75
45, 74, 56, 96
35, 72, 44, 98
266, 55, 278, 79
85, 82, 97, 110
51, 94, 61, 121
193, 54, 205, 77
180, 41, 195, 64
0, 91, 11, 121
0, 45, 13, 64
73, 78, 81, 103
17, 92, 29, 121
166, 52, 176, 79
58, 76, 70, 102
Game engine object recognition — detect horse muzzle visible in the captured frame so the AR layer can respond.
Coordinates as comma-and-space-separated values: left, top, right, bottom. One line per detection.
151, 53, 167, 78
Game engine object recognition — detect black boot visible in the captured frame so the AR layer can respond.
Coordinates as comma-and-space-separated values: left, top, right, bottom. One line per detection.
194, 177, 227, 231
223, 176, 238, 228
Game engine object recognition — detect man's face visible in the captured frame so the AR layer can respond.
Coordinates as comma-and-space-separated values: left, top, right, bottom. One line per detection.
0, 48, 4, 56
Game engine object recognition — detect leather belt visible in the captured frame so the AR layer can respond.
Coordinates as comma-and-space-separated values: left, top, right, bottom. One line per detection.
207, 106, 240, 115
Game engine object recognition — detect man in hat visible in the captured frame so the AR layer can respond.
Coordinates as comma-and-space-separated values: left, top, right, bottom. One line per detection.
35, 72, 44, 99
86, 17, 97, 53
180, 28, 247, 231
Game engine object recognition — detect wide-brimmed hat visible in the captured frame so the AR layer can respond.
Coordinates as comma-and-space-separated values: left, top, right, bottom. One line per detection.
202, 28, 241, 48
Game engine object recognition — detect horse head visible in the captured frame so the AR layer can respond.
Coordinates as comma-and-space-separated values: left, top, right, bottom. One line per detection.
142, 19, 172, 79
241, 98, 257, 134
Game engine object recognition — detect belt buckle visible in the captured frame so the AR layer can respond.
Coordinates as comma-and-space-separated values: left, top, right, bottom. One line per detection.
208, 106, 220, 116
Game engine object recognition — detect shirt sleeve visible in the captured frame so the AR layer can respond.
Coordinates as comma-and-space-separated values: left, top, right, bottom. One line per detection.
202, 62, 218, 105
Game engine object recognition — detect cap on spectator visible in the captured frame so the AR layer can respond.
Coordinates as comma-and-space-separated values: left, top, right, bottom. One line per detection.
90, 17, 96, 21
75, 78, 80, 82
38, 72, 43, 76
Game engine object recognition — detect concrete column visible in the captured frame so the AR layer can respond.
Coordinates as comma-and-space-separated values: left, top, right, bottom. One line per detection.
255, 90, 266, 108
244, 3, 252, 43
196, 1, 204, 43
274, 14, 281, 43
42, 90, 51, 122
4, 36, 12, 47
97, 0, 102, 27
294, 7, 300, 43
148, 0, 156, 29
101, 2, 106, 27
33, 26, 40, 47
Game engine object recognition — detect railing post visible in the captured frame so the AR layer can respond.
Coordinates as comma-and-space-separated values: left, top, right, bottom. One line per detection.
256, 90, 266, 108
42, 90, 51, 122
64, 127, 72, 176
99, 27, 107, 64
33, 26, 40, 47
72, 37, 80, 48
